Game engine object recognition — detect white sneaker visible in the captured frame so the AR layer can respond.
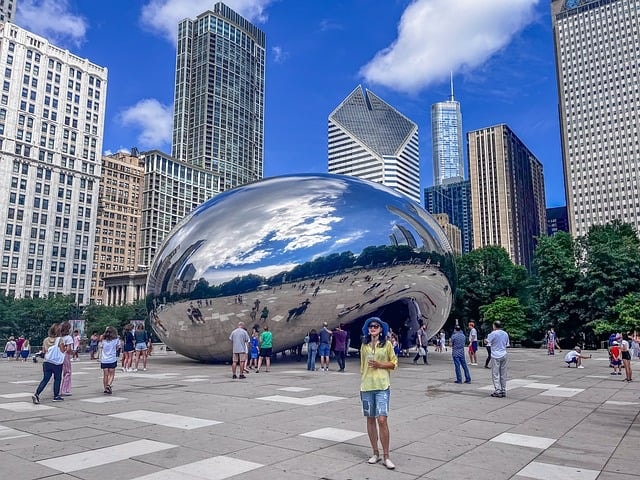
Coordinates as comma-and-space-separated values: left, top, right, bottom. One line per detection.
577, 365, 584, 369
132, 368, 138, 372
383, 458, 395, 469
143, 368, 147, 371
367, 454, 380, 464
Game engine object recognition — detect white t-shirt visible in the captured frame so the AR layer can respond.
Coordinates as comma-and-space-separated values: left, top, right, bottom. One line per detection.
487, 329, 509, 358
469, 328, 477, 342
564, 350, 579, 362
101, 339, 119, 364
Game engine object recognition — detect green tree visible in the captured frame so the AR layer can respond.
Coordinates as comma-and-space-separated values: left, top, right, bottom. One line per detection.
579, 221, 640, 335
604, 293, 640, 335
480, 297, 528, 341
531, 232, 583, 339
453, 246, 528, 334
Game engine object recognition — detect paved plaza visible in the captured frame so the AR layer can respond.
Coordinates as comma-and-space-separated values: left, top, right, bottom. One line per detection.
0, 347, 638, 479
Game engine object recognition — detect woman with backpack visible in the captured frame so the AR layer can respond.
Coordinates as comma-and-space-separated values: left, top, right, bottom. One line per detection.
32, 323, 66, 404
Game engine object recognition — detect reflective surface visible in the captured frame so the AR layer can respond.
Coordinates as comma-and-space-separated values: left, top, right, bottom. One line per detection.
147, 174, 456, 362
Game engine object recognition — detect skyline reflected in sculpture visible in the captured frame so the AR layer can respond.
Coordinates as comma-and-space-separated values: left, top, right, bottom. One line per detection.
146, 174, 456, 362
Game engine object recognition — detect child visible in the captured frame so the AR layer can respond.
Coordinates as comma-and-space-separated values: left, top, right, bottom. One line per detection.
249, 329, 259, 369
72, 329, 81, 361
610, 341, 622, 375
100, 326, 119, 394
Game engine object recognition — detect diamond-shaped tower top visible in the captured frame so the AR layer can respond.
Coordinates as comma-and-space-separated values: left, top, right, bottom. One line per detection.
329, 85, 416, 157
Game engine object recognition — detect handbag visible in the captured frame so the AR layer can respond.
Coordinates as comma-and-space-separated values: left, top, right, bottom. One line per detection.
44, 337, 65, 364
418, 347, 426, 356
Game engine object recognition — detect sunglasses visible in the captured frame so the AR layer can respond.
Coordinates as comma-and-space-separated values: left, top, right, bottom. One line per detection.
368, 324, 381, 329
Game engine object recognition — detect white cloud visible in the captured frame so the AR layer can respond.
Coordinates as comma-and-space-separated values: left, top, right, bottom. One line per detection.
119, 99, 173, 149
360, 0, 540, 94
16, 0, 87, 47
272, 46, 289, 64
141, 0, 274, 44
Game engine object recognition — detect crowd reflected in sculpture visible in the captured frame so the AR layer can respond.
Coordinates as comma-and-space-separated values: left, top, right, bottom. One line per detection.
146, 174, 456, 362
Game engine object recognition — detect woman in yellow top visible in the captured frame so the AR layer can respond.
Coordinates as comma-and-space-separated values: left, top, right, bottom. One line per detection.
360, 317, 398, 470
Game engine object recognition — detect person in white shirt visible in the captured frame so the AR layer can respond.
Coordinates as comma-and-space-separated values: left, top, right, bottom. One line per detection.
486, 321, 509, 397
564, 347, 591, 368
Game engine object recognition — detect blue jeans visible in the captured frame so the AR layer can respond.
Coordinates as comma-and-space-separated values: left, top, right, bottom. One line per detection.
453, 355, 471, 383
307, 344, 318, 370
36, 361, 62, 397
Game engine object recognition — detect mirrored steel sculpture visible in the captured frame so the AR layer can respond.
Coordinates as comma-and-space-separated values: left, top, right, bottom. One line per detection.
147, 174, 456, 362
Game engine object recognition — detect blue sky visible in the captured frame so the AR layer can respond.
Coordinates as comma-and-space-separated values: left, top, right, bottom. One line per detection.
16, 0, 564, 207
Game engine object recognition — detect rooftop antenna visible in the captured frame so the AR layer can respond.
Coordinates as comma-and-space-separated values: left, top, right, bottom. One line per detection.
449, 71, 455, 102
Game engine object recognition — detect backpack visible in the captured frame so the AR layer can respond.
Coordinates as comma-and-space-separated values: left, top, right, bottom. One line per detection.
44, 337, 65, 364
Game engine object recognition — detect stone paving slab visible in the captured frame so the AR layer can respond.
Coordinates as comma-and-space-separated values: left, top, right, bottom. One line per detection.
0, 348, 638, 479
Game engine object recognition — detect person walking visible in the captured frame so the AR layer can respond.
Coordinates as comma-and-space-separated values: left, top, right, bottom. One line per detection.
412, 324, 429, 365
256, 324, 273, 373
484, 338, 492, 368
486, 321, 510, 397
318, 322, 332, 371
32, 323, 66, 404
360, 317, 398, 470
306, 328, 319, 371
71, 329, 81, 361
450, 325, 471, 383
100, 326, 119, 394
19, 337, 31, 361
333, 324, 349, 372
229, 321, 250, 379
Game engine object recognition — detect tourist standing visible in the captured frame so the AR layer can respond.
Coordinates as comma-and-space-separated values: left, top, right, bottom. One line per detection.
360, 317, 397, 470
19, 337, 30, 361
333, 324, 349, 372
306, 328, 319, 371
59, 322, 74, 396
229, 321, 250, 379
71, 329, 81, 361
256, 324, 273, 373
621, 333, 632, 382
133, 324, 149, 371
468, 322, 478, 365
89, 331, 99, 360
3, 336, 16, 360
450, 325, 471, 383
319, 322, 332, 371
100, 326, 119, 394
486, 321, 510, 397
122, 324, 135, 372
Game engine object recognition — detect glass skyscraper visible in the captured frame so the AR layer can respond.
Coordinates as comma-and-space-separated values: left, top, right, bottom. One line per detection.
328, 86, 420, 203
431, 78, 464, 186
172, 2, 266, 192
552, 0, 640, 236
424, 180, 473, 254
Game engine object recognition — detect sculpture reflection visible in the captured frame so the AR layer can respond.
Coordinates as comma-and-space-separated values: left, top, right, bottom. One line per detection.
147, 174, 456, 362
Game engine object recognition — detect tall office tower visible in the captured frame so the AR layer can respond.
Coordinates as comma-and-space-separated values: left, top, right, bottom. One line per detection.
431, 76, 464, 185
468, 124, 546, 271
552, 0, 640, 237
328, 85, 421, 203
0, 0, 16, 23
546, 206, 569, 236
172, 2, 266, 192
0, 23, 107, 303
424, 180, 473, 253
139, 151, 218, 268
91, 151, 145, 305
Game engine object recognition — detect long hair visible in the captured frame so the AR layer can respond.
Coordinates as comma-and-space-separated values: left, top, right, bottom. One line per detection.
103, 326, 117, 341
48, 323, 60, 338
59, 321, 71, 336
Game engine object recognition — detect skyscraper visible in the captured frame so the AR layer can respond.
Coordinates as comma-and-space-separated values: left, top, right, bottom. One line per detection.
468, 124, 546, 271
328, 85, 421, 203
424, 180, 473, 253
91, 151, 145, 305
0, 23, 107, 303
0, 0, 16, 23
172, 2, 266, 192
431, 76, 464, 185
551, 0, 640, 236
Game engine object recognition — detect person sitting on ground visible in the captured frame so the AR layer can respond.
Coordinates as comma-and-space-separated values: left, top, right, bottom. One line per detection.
564, 346, 591, 368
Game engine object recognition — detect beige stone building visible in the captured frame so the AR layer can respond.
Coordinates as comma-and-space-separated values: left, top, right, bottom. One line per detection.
91, 151, 144, 304
468, 124, 546, 271
432, 213, 462, 256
